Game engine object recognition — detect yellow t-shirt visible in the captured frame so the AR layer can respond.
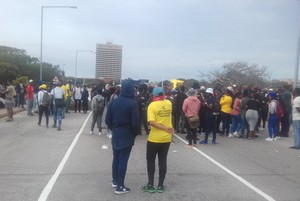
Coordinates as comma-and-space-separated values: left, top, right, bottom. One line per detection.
61, 85, 68, 100
147, 99, 173, 143
65, 83, 71, 97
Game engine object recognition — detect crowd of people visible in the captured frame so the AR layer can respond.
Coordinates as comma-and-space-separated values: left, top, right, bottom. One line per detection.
1, 79, 300, 195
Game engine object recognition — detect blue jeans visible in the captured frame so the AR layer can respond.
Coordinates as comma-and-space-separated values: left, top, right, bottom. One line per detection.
292, 120, 300, 148
268, 114, 278, 138
230, 114, 242, 133
112, 146, 133, 188
53, 105, 63, 126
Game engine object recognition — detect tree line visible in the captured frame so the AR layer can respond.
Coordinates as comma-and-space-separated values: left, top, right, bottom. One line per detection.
0, 45, 289, 90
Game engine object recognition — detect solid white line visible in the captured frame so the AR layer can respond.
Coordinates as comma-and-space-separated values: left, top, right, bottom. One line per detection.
173, 133, 276, 201
38, 111, 92, 201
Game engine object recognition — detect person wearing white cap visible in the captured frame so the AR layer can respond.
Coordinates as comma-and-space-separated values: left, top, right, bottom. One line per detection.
200, 88, 218, 144
26, 79, 35, 116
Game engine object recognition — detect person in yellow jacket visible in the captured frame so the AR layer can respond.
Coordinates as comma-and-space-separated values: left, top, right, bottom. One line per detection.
220, 86, 234, 136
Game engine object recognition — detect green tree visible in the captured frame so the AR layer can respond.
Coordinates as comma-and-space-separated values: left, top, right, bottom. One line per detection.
0, 62, 19, 83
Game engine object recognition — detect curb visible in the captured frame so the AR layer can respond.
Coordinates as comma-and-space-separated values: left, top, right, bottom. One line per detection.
0, 108, 26, 119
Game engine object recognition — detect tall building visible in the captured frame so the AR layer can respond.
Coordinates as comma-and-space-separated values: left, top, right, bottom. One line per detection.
95, 42, 122, 83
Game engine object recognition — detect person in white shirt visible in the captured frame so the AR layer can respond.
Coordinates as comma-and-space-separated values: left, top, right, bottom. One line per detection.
73, 83, 82, 113
51, 82, 65, 131
37, 84, 50, 128
290, 88, 300, 149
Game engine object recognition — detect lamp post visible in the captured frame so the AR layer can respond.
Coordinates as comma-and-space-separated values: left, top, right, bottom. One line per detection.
40, 5, 77, 81
75, 50, 94, 86
294, 23, 300, 88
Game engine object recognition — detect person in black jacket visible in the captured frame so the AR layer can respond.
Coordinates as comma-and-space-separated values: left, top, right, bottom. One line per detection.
81, 84, 89, 114
105, 80, 140, 195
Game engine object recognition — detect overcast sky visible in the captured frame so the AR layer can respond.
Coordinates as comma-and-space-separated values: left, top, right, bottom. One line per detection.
0, 0, 300, 82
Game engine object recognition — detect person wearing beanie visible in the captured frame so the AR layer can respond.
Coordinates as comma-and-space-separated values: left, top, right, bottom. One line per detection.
142, 87, 174, 193
266, 91, 279, 141
182, 88, 201, 146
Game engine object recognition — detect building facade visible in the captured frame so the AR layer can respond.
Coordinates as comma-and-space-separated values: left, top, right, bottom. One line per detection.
95, 42, 122, 83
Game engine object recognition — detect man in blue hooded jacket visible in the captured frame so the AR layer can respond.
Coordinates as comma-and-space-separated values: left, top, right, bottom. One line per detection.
105, 80, 140, 195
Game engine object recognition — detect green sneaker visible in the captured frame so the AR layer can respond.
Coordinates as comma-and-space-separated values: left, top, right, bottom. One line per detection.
142, 184, 156, 193
157, 185, 164, 193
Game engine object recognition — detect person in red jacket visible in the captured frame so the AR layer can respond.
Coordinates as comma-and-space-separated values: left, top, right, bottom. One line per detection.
26, 79, 35, 116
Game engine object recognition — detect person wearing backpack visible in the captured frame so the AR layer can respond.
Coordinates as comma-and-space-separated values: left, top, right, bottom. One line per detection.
266, 92, 279, 141
90, 88, 105, 135
51, 82, 65, 131
37, 84, 50, 128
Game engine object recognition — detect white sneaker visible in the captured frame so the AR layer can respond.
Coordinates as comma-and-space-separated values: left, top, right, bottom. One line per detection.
228, 134, 234, 138
233, 132, 239, 137
99, 132, 102, 136
275, 136, 280, 140
265, 137, 273, 141
108, 134, 112, 139
89, 131, 94, 135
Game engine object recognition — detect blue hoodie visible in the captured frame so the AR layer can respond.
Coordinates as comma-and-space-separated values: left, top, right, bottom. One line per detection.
105, 81, 140, 150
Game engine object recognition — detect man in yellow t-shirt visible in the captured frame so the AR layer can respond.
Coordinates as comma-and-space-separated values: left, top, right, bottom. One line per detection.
142, 87, 174, 193
64, 80, 72, 113
60, 83, 68, 118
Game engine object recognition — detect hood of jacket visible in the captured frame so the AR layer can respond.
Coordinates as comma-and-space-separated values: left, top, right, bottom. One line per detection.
95, 94, 104, 101
186, 96, 199, 102
120, 80, 135, 99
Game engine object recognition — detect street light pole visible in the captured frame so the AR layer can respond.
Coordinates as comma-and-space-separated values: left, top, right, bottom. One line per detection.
74, 50, 94, 86
294, 23, 300, 89
39, 5, 77, 81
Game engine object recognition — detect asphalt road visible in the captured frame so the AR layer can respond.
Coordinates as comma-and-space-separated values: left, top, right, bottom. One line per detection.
0, 111, 300, 201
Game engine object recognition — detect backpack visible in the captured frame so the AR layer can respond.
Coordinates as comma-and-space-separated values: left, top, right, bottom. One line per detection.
42, 92, 51, 107
94, 98, 105, 113
275, 100, 284, 119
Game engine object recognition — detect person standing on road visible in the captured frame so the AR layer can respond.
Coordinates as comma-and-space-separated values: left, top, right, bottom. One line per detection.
73, 83, 82, 113
219, 87, 234, 136
26, 79, 35, 116
105, 80, 140, 195
290, 88, 300, 149
90, 88, 105, 135
65, 80, 72, 113
245, 90, 260, 140
37, 84, 50, 128
2, 81, 16, 122
200, 88, 218, 144
142, 87, 174, 193
81, 84, 89, 114
51, 82, 65, 131
182, 88, 201, 146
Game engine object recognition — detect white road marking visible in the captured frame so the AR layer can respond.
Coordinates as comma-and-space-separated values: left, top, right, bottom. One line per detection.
38, 112, 92, 201
174, 133, 276, 201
